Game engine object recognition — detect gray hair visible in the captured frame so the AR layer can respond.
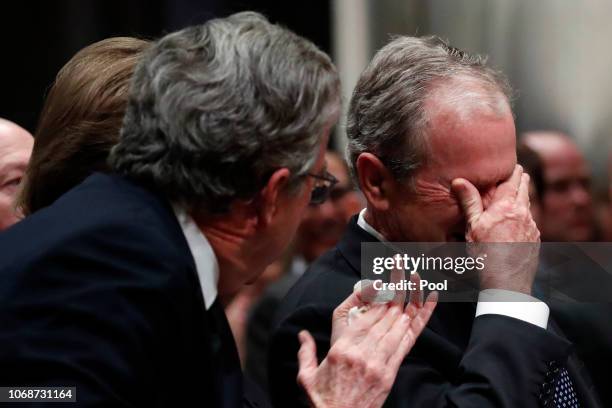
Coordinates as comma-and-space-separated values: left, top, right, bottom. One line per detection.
109, 12, 340, 214
346, 35, 512, 184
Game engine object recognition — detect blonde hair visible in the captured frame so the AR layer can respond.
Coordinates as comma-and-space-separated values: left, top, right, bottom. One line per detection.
18, 37, 150, 215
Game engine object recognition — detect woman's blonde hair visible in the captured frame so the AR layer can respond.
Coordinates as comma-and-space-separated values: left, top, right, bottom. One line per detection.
18, 36, 150, 215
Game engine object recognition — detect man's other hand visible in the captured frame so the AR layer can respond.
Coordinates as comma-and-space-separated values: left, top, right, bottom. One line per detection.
295, 282, 437, 408
452, 164, 541, 294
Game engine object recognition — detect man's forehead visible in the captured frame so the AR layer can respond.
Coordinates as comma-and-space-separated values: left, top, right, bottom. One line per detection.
423, 102, 517, 188
427, 111, 516, 159
0, 123, 32, 172
0, 124, 33, 154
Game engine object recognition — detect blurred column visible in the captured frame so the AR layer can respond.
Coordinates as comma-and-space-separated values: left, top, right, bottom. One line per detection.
331, 0, 371, 154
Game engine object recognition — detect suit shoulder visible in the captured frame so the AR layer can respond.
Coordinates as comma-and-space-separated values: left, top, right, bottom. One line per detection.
275, 248, 357, 325
0, 173, 191, 277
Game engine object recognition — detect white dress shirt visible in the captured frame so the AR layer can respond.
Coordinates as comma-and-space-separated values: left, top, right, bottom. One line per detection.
173, 206, 219, 310
357, 209, 549, 329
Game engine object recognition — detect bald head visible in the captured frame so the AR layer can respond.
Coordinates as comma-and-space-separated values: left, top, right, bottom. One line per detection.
0, 118, 33, 230
0, 119, 32, 142
519, 131, 593, 241
521, 131, 581, 160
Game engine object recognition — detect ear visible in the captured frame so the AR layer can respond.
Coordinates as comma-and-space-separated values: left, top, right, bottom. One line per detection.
356, 153, 393, 211
257, 168, 292, 227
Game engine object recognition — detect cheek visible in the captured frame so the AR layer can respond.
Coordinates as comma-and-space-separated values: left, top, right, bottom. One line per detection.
0, 197, 19, 229
433, 203, 463, 230
284, 189, 312, 234
0, 193, 14, 212
424, 196, 464, 232
542, 193, 568, 212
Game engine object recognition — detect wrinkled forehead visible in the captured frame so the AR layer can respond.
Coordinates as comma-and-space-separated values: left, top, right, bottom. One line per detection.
423, 98, 517, 189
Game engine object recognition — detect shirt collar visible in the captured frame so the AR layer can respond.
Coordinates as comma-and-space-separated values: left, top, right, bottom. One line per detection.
173, 205, 219, 310
357, 208, 387, 242
357, 208, 409, 256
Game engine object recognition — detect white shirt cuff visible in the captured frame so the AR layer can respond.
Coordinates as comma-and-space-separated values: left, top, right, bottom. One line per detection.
475, 289, 550, 329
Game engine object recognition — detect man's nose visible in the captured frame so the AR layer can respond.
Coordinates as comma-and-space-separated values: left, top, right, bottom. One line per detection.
570, 184, 591, 207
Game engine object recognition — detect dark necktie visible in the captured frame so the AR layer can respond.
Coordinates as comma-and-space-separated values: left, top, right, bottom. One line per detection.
208, 299, 243, 408
540, 352, 583, 408
552, 367, 580, 408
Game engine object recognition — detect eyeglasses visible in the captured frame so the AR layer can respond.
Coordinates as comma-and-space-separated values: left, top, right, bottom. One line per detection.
306, 170, 338, 205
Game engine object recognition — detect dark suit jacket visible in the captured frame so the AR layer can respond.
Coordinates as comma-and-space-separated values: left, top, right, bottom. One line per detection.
0, 173, 260, 407
534, 245, 612, 407
269, 217, 602, 407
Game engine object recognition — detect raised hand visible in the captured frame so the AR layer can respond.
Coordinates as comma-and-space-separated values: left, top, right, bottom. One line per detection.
296, 282, 437, 408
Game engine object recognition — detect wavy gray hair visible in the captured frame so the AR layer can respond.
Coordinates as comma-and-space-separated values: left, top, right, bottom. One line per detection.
109, 12, 340, 213
346, 35, 512, 185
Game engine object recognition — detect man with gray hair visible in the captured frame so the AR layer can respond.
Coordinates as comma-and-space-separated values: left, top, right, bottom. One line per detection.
271, 36, 601, 407
0, 12, 436, 408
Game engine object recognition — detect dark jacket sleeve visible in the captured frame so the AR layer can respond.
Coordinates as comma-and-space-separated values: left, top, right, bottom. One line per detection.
0, 216, 189, 407
269, 307, 573, 408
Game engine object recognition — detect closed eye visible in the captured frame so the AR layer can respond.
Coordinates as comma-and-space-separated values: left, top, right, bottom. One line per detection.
1, 177, 22, 193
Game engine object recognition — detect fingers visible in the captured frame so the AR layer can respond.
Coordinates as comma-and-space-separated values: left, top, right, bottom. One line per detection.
362, 305, 403, 351
371, 309, 412, 362
451, 178, 483, 225
389, 267, 407, 306
297, 330, 317, 389
334, 283, 373, 321
407, 272, 424, 308
388, 291, 438, 369
349, 303, 388, 332
517, 172, 531, 207
354, 279, 380, 303
408, 291, 438, 335
376, 291, 438, 366
494, 164, 523, 199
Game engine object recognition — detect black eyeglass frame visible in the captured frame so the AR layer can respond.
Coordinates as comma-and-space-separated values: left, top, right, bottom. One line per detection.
305, 170, 339, 205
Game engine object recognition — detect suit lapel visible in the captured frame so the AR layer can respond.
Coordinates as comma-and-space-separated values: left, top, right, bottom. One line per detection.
337, 216, 383, 277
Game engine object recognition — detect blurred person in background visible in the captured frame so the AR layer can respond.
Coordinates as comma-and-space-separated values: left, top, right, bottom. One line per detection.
241, 149, 363, 390
16, 37, 150, 216
519, 135, 612, 407
0, 13, 436, 407
516, 142, 545, 227
521, 131, 595, 242
0, 118, 32, 230
293, 150, 364, 263
597, 151, 612, 241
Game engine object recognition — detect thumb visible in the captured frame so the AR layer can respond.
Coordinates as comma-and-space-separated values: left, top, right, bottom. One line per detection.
451, 178, 483, 225
297, 330, 317, 388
